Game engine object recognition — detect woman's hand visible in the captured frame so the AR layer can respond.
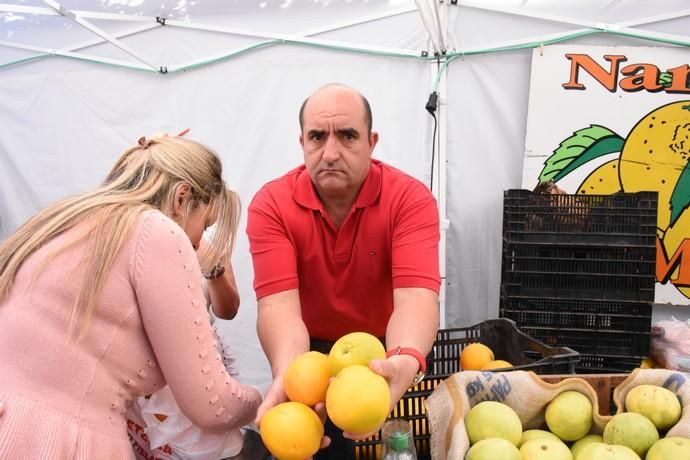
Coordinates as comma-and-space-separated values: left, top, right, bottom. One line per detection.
256, 377, 331, 458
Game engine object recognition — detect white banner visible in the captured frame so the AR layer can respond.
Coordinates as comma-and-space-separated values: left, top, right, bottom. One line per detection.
523, 44, 690, 305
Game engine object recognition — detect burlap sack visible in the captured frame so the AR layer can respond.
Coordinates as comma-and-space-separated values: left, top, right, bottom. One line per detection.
425, 371, 609, 460
612, 368, 690, 437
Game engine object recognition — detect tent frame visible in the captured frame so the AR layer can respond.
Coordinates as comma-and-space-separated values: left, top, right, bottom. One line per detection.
2, 0, 690, 327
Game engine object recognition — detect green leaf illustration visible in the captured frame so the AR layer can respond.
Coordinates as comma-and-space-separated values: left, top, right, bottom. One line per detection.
538, 125, 624, 183
670, 163, 690, 226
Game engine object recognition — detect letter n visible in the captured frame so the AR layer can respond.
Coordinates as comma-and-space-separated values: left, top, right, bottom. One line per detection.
562, 54, 627, 92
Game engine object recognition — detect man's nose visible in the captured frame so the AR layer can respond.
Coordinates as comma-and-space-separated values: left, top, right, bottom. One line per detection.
322, 136, 340, 163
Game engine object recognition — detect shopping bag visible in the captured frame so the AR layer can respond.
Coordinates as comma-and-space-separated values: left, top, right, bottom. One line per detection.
650, 317, 690, 371
134, 386, 243, 460
126, 320, 243, 459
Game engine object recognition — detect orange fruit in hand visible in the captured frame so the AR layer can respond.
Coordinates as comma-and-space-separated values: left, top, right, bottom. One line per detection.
460, 343, 494, 370
481, 359, 513, 370
260, 401, 324, 460
328, 332, 386, 377
284, 351, 331, 406
326, 364, 390, 435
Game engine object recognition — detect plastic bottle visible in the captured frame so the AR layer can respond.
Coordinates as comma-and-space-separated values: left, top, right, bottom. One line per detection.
381, 419, 417, 460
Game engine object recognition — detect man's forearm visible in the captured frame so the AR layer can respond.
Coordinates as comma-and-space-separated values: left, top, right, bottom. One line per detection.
387, 288, 439, 356
256, 290, 311, 378
385, 288, 439, 397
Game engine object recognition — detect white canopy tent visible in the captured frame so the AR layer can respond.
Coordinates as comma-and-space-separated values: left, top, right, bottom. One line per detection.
1, 0, 689, 389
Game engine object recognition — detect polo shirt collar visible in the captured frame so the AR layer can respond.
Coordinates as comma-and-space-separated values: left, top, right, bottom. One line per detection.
293, 160, 382, 211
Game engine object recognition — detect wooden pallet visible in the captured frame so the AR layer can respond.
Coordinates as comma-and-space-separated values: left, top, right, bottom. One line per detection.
540, 373, 628, 415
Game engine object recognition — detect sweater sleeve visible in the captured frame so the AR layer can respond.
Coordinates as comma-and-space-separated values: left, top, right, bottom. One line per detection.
131, 212, 261, 431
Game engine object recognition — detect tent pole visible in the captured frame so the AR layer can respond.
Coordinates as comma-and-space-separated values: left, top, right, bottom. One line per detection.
299, 6, 418, 36
65, 23, 160, 52
41, 0, 159, 71
0, 23, 159, 71
0, 39, 154, 71
437, 60, 449, 330
165, 19, 419, 58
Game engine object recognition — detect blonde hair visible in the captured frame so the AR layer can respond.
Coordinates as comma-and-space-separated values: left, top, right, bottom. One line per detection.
0, 135, 239, 338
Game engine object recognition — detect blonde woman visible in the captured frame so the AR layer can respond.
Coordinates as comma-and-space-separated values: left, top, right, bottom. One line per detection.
0, 135, 262, 459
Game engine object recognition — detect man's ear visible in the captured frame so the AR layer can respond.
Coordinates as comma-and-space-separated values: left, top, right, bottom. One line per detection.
172, 183, 192, 218
299, 133, 304, 148
368, 131, 379, 152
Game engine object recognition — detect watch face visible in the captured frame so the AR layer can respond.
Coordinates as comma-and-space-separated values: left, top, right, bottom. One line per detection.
411, 373, 425, 386
204, 263, 225, 279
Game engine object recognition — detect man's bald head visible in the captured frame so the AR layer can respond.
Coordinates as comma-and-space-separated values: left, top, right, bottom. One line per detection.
299, 83, 373, 136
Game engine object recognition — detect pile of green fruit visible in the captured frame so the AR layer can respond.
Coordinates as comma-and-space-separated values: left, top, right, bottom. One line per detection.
464, 384, 686, 460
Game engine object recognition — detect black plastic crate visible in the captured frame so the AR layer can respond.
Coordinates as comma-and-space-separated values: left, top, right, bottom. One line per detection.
576, 354, 645, 374
519, 326, 650, 358
501, 244, 656, 302
504, 244, 656, 276
353, 318, 579, 459
500, 297, 652, 333
501, 273, 655, 302
427, 318, 580, 377
503, 190, 658, 246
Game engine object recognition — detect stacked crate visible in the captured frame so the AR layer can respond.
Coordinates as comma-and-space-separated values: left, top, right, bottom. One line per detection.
499, 189, 658, 373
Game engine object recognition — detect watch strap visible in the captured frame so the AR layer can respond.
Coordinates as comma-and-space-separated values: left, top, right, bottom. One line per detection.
203, 263, 225, 280
386, 346, 427, 385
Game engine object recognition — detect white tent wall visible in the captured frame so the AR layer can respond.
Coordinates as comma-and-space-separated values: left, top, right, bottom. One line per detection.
0, 2, 433, 390
2, 1, 690, 390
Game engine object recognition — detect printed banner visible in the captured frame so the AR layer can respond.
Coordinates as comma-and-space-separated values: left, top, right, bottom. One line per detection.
523, 44, 690, 304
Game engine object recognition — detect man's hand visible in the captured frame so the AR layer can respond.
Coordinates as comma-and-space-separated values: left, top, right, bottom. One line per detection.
255, 375, 287, 426
313, 402, 332, 452
341, 356, 414, 441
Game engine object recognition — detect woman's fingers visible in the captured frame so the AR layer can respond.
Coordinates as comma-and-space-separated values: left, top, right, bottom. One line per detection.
313, 401, 327, 424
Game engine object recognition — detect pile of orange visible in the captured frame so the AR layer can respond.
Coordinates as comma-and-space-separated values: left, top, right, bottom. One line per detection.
460, 343, 513, 371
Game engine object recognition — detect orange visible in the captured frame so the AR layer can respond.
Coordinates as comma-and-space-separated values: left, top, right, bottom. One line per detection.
460, 343, 494, 371
326, 364, 390, 435
328, 332, 386, 377
284, 351, 331, 406
260, 401, 324, 460
481, 359, 513, 370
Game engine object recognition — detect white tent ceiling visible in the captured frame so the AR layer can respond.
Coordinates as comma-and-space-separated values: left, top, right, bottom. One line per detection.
1, 0, 689, 389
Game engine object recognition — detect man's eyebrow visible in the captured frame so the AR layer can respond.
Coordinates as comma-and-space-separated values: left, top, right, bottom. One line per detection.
337, 128, 359, 137
307, 129, 325, 137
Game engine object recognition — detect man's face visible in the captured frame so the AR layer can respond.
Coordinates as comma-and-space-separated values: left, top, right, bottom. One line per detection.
300, 86, 378, 200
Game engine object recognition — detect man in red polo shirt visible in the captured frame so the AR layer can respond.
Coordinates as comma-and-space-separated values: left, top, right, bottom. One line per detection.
247, 83, 440, 459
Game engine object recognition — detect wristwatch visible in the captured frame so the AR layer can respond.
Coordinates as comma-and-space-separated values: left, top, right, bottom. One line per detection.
386, 346, 427, 386
203, 263, 225, 280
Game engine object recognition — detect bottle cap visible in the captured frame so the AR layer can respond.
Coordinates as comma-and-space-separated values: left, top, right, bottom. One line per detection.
390, 431, 409, 451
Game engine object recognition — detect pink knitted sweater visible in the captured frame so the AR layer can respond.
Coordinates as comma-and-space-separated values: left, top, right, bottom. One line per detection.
0, 210, 262, 459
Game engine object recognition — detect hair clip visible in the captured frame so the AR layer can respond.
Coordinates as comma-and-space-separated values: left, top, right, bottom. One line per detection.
138, 136, 147, 146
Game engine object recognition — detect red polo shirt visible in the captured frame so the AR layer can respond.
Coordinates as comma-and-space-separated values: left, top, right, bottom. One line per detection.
247, 159, 440, 341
